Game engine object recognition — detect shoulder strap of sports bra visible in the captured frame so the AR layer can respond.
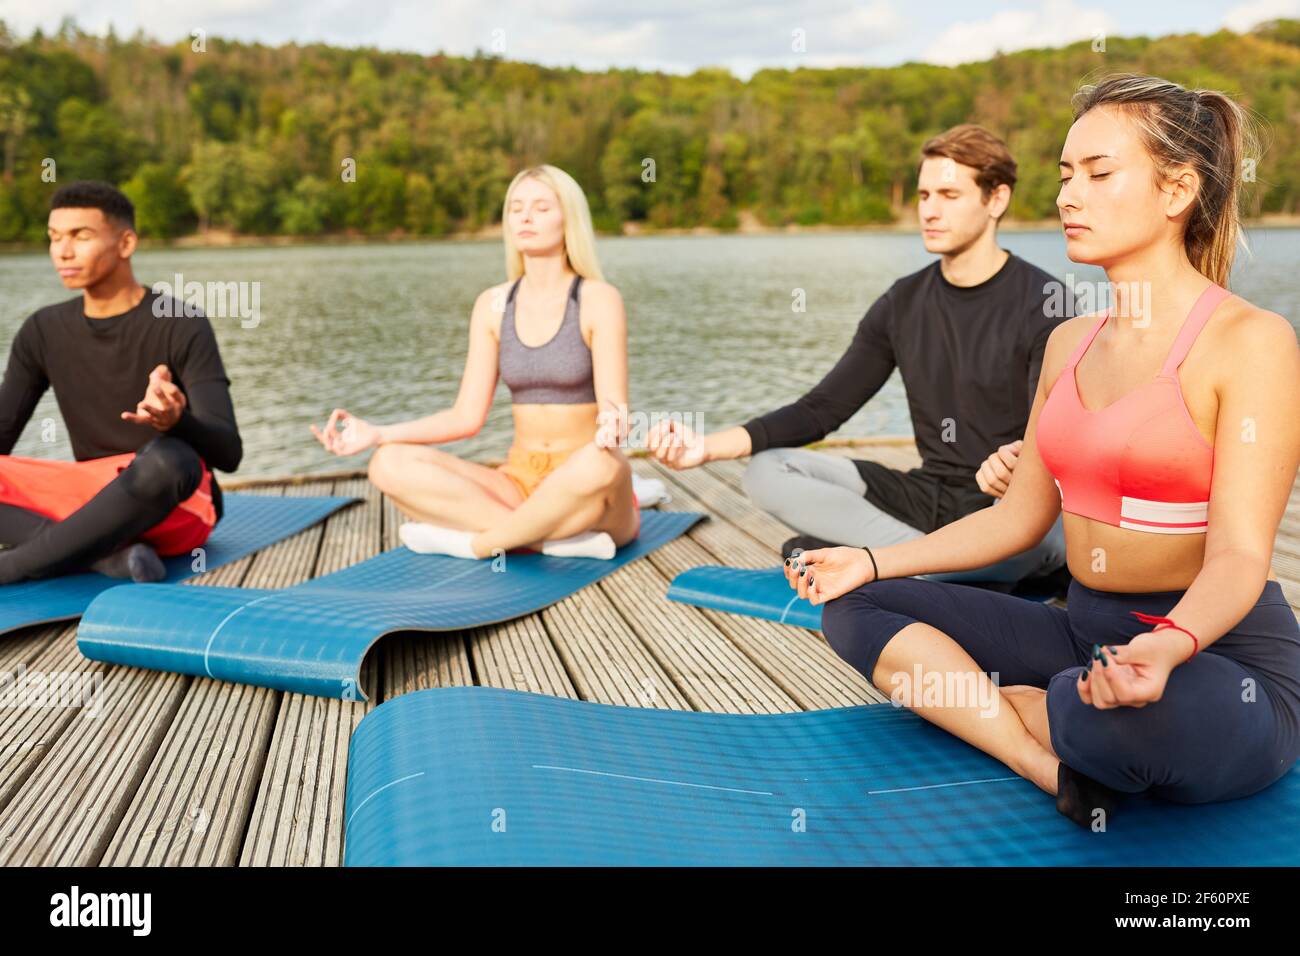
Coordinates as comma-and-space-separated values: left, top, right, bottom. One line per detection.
501, 278, 523, 340
561, 275, 584, 334
1160, 283, 1231, 377
1064, 310, 1110, 368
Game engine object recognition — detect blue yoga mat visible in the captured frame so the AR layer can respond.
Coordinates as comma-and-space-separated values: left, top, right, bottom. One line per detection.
666, 565, 1053, 630
668, 565, 823, 628
77, 510, 704, 701
342, 685, 1300, 866
0, 494, 355, 637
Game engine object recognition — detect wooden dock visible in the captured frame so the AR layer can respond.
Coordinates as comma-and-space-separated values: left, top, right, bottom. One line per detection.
1, 439, 1297, 866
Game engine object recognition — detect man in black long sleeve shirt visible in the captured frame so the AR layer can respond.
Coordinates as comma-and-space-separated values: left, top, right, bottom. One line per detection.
648, 125, 1070, 586
0, 181, 243, 583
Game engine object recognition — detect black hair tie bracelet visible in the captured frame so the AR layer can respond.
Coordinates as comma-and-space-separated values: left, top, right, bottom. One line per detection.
860, 545, 879, 583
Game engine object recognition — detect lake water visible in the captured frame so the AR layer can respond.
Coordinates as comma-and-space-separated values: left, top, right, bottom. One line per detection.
3, 229, 1298, 479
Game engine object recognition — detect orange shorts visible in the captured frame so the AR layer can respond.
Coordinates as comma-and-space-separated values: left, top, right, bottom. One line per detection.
495, 445, 641, 538
496, 445, 574, 501
0, 453, 217, 557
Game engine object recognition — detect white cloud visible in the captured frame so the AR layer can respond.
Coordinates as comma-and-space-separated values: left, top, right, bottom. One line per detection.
921, 0, 1117, 67
0, 0, 906, 77
1222, 0, 1300, 32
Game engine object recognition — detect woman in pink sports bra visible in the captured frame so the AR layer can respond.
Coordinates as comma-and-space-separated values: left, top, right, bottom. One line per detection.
785, 74, 1300, 829
309, 165, 640, 560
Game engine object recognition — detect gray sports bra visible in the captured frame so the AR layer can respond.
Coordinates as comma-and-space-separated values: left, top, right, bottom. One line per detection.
498, 275, 597, 405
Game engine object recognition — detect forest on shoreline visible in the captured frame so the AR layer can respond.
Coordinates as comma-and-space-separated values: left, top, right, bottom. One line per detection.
1, 17, 1298, 243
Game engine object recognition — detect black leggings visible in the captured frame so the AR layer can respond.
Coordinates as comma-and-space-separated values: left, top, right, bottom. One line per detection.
0, 436, 208, 584
820, 576, 1300, 804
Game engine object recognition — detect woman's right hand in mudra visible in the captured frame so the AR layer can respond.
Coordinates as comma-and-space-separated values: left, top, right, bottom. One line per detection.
784, 546, 877, 605
645, 419, 707, 470
310, 408, 381, 456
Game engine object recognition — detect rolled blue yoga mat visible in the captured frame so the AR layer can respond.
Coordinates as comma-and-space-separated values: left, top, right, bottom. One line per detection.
76, 510, 704, 700
342, 685, 1300, 866
0, 493, 355, 637
668, 565, 823, 628
666, 564, 1055, 630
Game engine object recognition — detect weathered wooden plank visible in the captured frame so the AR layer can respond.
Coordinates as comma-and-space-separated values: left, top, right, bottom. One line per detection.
541, 586, 692, 710
641, 459, 773, 568
0, 482, 297, 866
382, 632, 474, 698
635, 461, 885, 709
100, 484, 333, 867
0, 652, 188, 865
470, 614, 577, 699
596, 552, 797, 714
0, 625, 92, 819
650, 459, 796, 553
701, 457, 747, 492
0, 623, 70, 676
238, 479, 380, 867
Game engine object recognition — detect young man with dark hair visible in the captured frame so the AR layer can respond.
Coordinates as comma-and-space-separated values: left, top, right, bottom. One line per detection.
648, 125, 1071, 587
0, 180, 242, 584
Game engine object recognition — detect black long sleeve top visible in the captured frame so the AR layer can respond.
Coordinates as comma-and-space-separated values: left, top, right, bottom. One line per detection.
742, 253, 1071, 484
0, 289, 243, 473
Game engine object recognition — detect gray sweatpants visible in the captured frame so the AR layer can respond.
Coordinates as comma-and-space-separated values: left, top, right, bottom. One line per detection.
741, 447, 1066, 585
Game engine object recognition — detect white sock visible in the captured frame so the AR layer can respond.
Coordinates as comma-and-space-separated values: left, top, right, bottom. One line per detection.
399, 522, 478, 559
540, 530, 617, 560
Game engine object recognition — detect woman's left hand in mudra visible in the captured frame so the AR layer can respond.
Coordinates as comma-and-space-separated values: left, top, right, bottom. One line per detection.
1076, 632, 1185, 709
783, 546, 876, 605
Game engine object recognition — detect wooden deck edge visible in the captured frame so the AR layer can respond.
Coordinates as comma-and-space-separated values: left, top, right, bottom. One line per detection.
218, 436, 918, 489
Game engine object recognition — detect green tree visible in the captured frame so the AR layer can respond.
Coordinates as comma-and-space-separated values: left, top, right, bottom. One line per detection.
122, 162, 194, 237
276, 175, 337, 235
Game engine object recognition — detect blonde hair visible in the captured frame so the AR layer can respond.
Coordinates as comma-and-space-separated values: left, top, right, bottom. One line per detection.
502, 164, 604, 282
1071, 73, 1260, 288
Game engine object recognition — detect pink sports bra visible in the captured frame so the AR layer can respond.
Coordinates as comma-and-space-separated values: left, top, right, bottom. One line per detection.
1036, 282, 1231, 534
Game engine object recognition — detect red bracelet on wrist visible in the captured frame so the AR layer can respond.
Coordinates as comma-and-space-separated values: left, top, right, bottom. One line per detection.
1130, 611, 1199, 660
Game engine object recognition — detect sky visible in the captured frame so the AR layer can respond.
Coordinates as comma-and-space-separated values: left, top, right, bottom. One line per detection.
1, 0, 1298, 75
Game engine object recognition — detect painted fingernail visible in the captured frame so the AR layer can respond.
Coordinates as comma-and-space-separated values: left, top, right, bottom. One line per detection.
1080, 669, 1089, 682
807, 575, 814, 587
799, 568, 805, 576
1091, 644, 1101, 659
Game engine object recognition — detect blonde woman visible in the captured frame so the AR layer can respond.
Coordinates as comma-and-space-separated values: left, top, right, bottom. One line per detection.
312, 165, 640, 559
788, 75, 1300, 826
